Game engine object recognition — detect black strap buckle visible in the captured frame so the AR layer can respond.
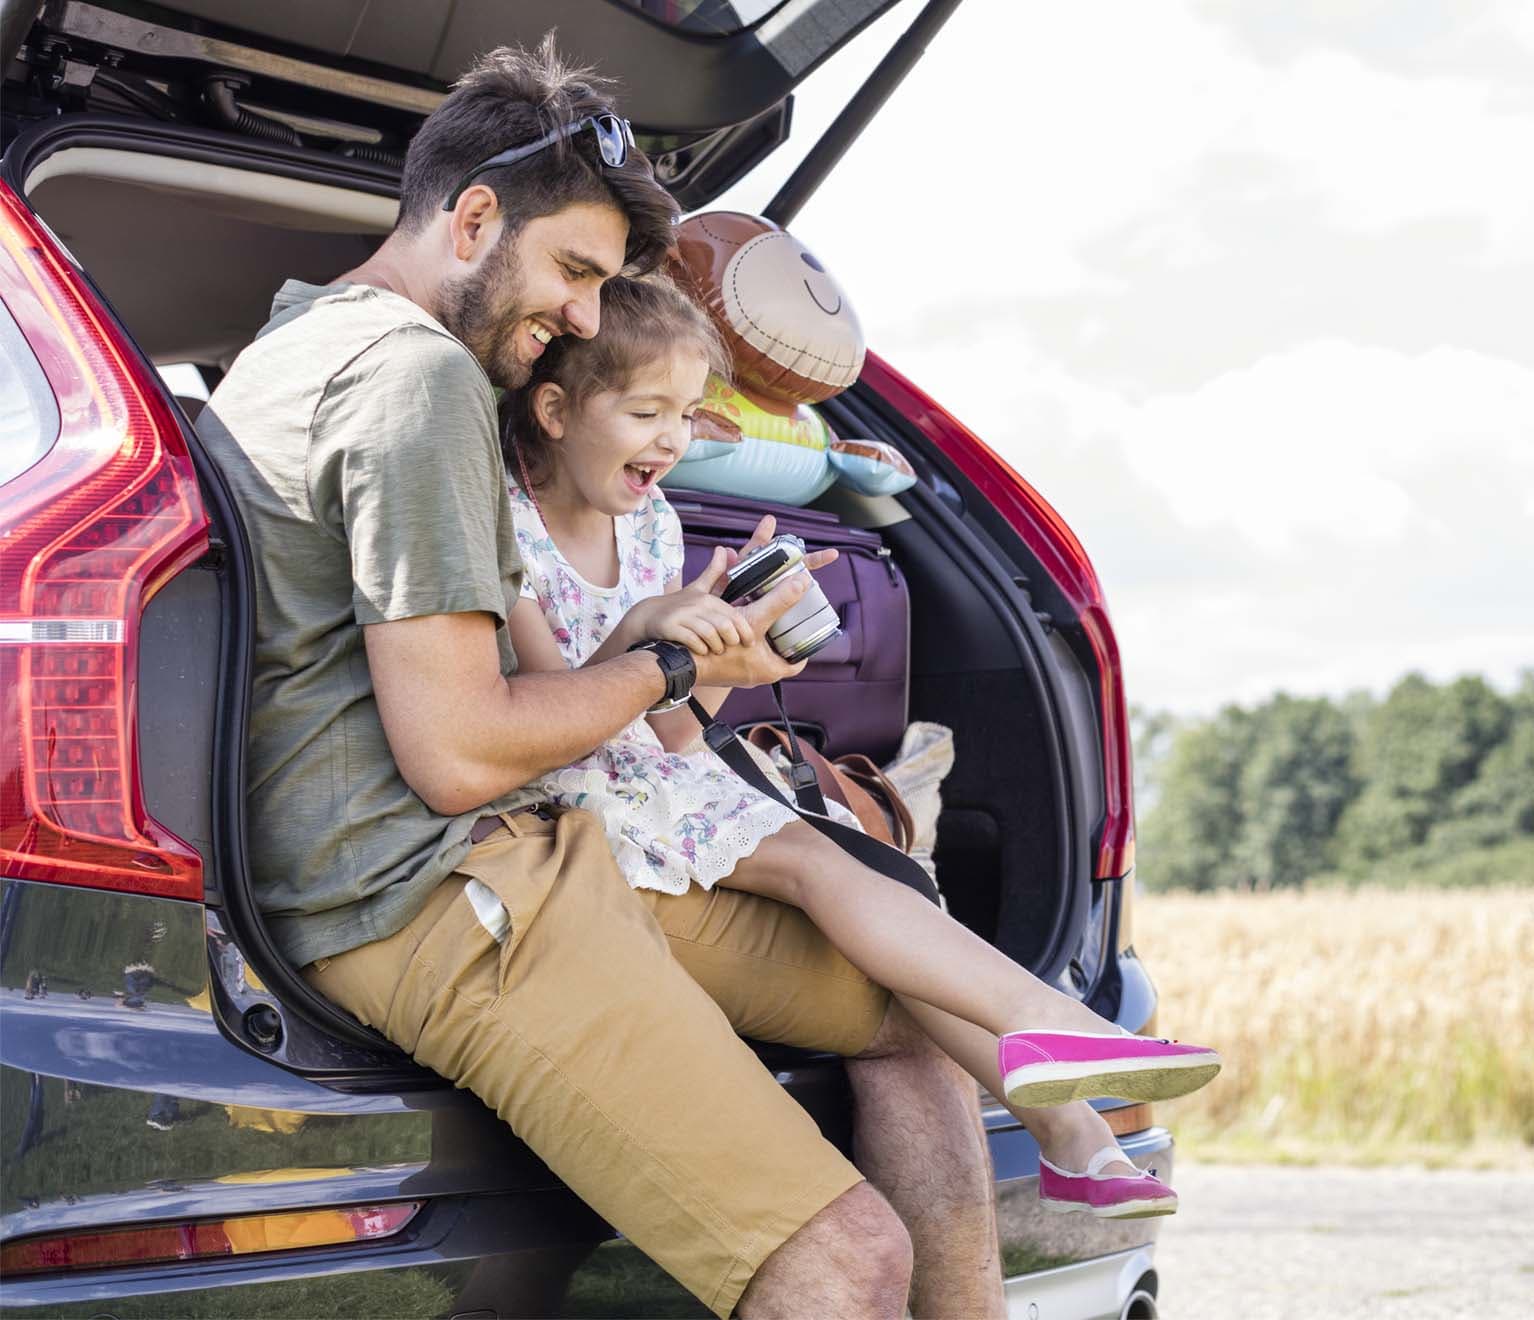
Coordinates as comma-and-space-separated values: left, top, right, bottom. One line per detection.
787, 759, 819, 793
691, 700, 737, 753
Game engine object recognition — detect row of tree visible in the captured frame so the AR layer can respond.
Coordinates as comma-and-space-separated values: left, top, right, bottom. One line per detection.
1133, 671, 1534, 891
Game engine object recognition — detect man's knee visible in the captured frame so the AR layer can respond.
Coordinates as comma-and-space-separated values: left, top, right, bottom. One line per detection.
743, 1182, 912, 1317
838, 1183, 914, 1278
819, 1183, 913, 1290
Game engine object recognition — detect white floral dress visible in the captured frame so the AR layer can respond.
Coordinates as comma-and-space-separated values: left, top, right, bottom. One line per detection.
509, 484, 802, 894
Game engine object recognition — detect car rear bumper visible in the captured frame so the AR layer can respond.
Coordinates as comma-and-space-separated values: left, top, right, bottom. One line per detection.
2, 1115, 1170, 1319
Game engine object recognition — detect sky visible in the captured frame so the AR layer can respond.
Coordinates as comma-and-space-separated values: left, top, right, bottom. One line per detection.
717, 0, 1534, 716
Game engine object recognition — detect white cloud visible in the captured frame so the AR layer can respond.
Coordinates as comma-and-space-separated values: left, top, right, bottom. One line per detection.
880, 334, 1534, 713
1125, 340, 1534, 553
714, 1, 1534, 710
755, 0, 1534, 326
1233, 51, 1534, 258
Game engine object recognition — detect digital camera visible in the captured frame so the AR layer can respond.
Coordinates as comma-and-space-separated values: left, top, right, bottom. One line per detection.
721, 534, 841, 663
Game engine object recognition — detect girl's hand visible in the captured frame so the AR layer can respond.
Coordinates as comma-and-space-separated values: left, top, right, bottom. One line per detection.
644, 594, 751, 656
623, 547, 754, 656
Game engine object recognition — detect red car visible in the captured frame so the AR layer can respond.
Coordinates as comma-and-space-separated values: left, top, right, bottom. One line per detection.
1, 3, 1165, 1317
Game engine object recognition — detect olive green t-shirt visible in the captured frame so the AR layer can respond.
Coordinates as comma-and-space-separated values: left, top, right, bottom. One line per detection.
197, 279, 540, 967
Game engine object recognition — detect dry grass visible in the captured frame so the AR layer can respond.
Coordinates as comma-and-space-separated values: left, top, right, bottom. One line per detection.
1133, 886, 1534, 1168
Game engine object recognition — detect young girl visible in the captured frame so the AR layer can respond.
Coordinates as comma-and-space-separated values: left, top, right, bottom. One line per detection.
502, 275, 1217, 1219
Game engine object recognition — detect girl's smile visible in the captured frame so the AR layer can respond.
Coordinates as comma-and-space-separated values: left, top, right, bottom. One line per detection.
620, 460, 666, 496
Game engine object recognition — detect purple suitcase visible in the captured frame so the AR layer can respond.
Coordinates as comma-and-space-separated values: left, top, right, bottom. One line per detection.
669, 488, 910, 762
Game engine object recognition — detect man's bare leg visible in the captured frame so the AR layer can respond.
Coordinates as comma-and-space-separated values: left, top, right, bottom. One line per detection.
847, 1000, 1006, 1320
738, 1181, 912, 1319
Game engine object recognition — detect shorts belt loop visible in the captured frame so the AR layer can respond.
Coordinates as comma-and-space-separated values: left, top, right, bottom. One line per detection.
470, 805, 551, 846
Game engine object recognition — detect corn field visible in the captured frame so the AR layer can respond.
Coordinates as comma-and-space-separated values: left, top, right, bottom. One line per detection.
1134, 886, 1534, 1167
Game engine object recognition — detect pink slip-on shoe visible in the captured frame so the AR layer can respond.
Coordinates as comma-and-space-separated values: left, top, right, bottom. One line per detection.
1038, 1146, 1178, 1220
999, 1029, 1221, 1108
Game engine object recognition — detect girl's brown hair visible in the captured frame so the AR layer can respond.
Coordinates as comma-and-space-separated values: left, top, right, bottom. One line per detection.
503, 274, 729, 489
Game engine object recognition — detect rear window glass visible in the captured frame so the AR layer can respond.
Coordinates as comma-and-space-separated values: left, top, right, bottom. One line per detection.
615, 0, 788, 35
0, 299, 60, 487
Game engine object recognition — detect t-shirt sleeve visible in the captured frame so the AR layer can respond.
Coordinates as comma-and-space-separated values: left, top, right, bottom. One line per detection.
308, 326, 521, 627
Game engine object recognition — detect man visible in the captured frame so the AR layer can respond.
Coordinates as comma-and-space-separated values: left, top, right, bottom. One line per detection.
198, 38, 1005, 1318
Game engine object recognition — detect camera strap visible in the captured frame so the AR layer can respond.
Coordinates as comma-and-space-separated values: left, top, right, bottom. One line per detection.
687, 692, 941, 905
765, 681, 829, 814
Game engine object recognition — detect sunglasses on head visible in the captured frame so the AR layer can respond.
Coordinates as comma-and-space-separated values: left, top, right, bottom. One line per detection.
441, 113, 637, 212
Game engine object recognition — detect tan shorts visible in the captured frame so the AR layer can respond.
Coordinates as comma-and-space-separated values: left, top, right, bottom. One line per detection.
304, 807, 890, 1318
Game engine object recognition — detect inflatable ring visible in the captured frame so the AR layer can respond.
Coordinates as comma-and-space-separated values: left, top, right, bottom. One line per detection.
663, 376, 837, 506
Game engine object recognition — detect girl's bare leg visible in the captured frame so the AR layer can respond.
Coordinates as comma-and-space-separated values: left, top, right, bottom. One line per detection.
722, 819, 1115, 1039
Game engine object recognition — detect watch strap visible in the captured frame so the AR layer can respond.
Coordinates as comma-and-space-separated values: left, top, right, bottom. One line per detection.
628, 639, 696, 712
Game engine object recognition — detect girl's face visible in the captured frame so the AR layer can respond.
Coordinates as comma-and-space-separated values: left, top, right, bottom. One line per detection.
546, 346, 710, 516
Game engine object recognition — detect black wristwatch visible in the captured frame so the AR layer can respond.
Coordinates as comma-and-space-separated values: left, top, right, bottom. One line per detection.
628, 639, 697, 713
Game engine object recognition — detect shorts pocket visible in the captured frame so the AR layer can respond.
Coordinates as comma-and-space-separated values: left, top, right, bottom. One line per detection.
451, 828, 562, 989
392, 884, 500, 1031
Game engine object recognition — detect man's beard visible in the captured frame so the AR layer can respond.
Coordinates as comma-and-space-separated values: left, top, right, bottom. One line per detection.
438, 240, 532, 390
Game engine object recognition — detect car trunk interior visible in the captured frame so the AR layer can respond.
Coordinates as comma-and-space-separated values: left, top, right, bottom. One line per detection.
13, 138, 1090, 1057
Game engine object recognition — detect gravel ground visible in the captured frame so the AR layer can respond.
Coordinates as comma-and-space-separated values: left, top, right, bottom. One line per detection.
1151, 1162, 1534, 1319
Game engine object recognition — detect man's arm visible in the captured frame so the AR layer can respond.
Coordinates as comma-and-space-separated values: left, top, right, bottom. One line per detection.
366, 572, 812, 816
366, 612, 665, 816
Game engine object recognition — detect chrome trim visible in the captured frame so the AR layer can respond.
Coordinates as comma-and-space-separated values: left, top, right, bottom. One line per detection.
0, 619, 123, 642
1002, 1244, 1158, 1320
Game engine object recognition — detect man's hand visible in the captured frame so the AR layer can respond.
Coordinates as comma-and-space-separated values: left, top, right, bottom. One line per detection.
690, 569, 814, 689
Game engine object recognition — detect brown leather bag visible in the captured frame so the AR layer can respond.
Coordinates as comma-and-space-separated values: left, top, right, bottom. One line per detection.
744, 725, 915, 853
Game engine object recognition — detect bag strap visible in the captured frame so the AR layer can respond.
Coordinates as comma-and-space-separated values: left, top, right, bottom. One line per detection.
688, 696, 940, 904
746, 725, 896, 848
746, 724, 853, 813
834, 754, 916, 854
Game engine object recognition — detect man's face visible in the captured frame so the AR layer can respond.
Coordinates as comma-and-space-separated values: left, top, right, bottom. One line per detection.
439, 201, 630, 390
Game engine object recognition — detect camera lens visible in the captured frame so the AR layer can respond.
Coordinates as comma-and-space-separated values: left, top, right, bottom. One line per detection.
767, 572, 841, 661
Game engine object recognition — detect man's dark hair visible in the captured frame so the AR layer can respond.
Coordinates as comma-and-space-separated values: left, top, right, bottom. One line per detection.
397, 35, 677, 273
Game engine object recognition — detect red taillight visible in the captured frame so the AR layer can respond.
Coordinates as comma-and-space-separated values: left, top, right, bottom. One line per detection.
0, 1201, 421, 1275
861, 351, 1134, 880
0, 181, 209, 900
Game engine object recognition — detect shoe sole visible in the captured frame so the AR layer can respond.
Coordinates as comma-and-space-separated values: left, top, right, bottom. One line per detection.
1002, 1052, 1221, 1108
1039, 1194, 1178, 1220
